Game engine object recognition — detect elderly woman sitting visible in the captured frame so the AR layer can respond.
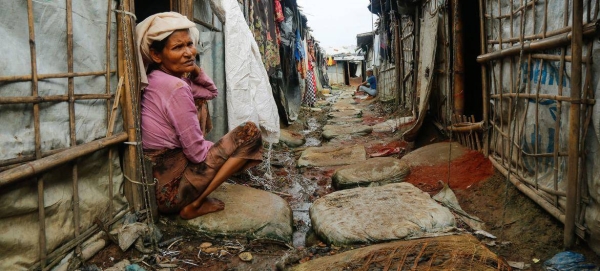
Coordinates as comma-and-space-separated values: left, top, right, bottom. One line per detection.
136, 12, 263, 220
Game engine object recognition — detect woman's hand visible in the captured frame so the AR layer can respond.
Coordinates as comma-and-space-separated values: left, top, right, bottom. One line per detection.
190, 64, 203, 79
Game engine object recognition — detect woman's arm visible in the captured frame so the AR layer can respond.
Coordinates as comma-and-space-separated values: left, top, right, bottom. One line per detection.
166, 86, 214, 163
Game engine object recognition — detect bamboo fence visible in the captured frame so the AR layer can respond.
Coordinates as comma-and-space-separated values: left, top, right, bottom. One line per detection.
478, 0, 597, 246
0, 0, 148, 269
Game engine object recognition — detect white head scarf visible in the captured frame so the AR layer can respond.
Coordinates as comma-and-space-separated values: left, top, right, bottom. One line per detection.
135, 12, 200, 88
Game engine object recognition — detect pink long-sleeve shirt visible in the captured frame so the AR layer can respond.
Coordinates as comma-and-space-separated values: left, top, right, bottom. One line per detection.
141, 69, 218, 163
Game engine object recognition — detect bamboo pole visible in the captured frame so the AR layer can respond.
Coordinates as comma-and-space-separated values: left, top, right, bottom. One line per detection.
0, 70, 116, 83
497, 0, 505, 166
565, 0, 583, 248
490, 93, 595, 104
479, 0, 489, 156
0, 94, 114, 104
477, 22, 598, 63
487, 21, 598, 45
490, 156, 568, 208
106, 0, 114, 216
398, 17, 405, 107
25, 0, 46, 268
488, 0, 537, 19
0, 132, 128, 187
193, 18, 221, 32
394, 16, 401, 106
452, 0, 465, 115
446, 121, 485, 131
117, 0, 144, 212
30, 206, 130, 271
530, 53, 587, 62
0, 148, 66, 169
107, 77, 124, 137
65, 0, 82, 257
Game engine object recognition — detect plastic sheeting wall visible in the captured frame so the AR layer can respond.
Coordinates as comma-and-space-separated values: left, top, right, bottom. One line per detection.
194, 0, 228, 142
483, 0, 600, 253
0, 1, 127, 269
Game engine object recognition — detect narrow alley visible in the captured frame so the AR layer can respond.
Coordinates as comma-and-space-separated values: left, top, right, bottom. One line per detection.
3, 0, 600, 270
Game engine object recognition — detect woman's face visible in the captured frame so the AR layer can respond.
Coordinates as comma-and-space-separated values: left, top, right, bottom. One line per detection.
150, 29, 197, 77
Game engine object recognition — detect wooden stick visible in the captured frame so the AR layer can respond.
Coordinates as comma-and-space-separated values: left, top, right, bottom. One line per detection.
472, 115, 482, 151
106, 76, 124, 137
464, 115, 475, 149
0, 132, 128, 187
0, 70, 116, 83
0, 94, 114, 104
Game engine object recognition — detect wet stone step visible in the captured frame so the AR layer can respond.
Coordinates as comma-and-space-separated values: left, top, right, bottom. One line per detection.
286, 234, 509, 271
309, 183, 455, 245
331, 101, 358, 112
179, 183, 293, 244
326, 117, 363, 125
327, 110, 362, 119
279, 129, 306, 148
322, 124, 372, 140
297, 145, 367, 167
332, 157, 410, 189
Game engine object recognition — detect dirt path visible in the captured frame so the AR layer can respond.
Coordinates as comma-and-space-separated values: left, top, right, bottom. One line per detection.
87, 85, 600, 270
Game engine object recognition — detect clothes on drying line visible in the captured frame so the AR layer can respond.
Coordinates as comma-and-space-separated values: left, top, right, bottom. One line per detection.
294, 29, 305, 61
274, 0, 284, 23
302, 68, 317, 107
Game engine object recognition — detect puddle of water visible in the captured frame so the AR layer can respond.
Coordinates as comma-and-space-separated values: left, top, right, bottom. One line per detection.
300, 117, 320, 135
304, 137, 321, 147
287, 177, 318, 248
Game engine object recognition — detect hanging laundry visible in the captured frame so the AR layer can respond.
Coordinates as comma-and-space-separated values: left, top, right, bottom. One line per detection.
274, 0, 284, 23
302, 60, 317, 107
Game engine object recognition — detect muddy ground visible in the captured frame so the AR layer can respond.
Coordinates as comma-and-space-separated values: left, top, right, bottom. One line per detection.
87, 86, 600, 270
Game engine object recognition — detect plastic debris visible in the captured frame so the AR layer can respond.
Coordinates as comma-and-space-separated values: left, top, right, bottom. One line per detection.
125, 264, 146, 271
543, 251, 598, 271
507, 261, 531, 270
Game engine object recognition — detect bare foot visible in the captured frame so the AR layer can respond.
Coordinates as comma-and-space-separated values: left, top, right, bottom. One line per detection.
179, 198, 225, 220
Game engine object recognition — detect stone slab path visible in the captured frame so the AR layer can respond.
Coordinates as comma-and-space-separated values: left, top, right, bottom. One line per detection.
179, 183, 293, 243
332, 157, 410, 189
322, 124, 372, 140
280, 129, 306, 148
310, 183, 455, 245
297, 145, 367, 167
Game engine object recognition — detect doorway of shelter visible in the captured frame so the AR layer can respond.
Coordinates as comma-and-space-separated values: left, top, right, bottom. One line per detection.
458, 3, 483, 121
135, 0, 171, 23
